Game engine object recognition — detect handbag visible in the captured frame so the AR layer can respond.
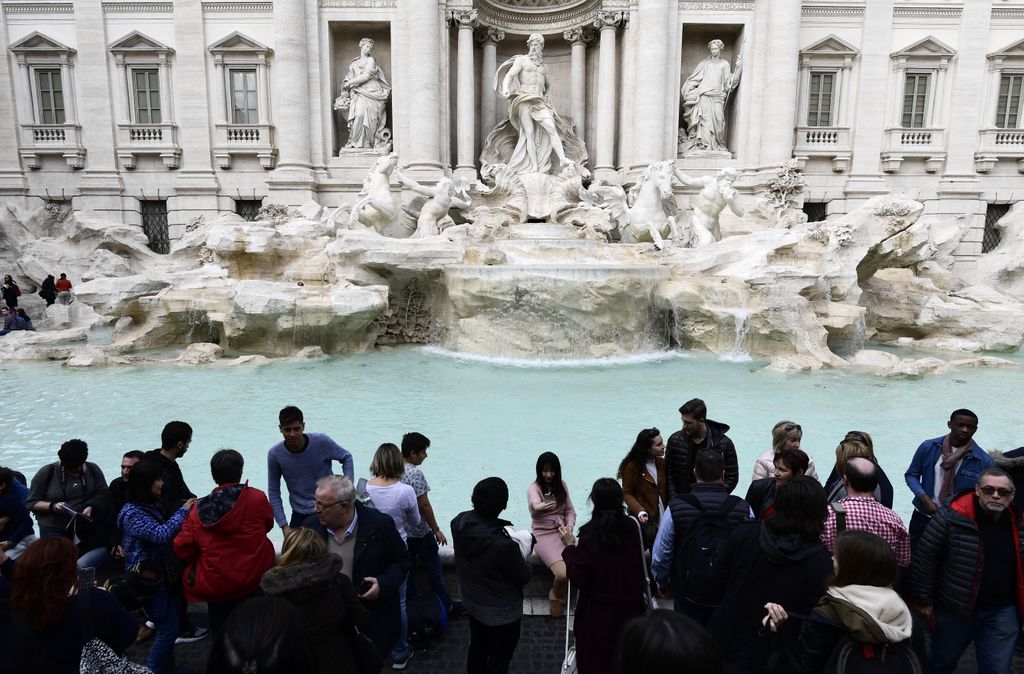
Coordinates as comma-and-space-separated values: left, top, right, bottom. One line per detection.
632, 516, 655, 613
561, 580, 577, 674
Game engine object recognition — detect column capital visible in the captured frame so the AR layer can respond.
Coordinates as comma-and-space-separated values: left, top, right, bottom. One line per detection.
476, 26, 506, 45
563, 27, 595, 46
593, 10, 627, 31
447, 9, 479, 29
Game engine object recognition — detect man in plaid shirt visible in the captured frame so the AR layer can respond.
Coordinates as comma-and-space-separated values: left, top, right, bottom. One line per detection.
822, 457, 911, 566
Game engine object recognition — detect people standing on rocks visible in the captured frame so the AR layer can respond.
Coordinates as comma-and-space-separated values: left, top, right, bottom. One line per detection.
39, 274, 57, 306
820, 458, 910, 567
2, 274, 20, 310
904, 408, 992, 545
666, 399, 739, 496
652, 450, 751, 625
528, 451, 575, 619
912, 467, 1023, 674
54, 273, 73, 305
401, 431, 463, 619
452, 477, 533, 674
301, 474, 409, 667
744, 448, 809, 519
751, 421, 817, 481
0, 467, 35, 560
117, 460, 196, 674
364, 442, 420, 669
268, 405, 354, 537
618, 427, 669, 549
823, 431, 895, 507
173, 449, 275, 636
560, 478, 648, 674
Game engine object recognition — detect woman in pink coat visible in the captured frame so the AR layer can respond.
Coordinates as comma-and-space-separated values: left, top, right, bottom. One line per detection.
528, 451, 576, 618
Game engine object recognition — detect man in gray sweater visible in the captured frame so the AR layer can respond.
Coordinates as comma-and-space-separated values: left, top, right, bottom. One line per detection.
268, 405, 354, 536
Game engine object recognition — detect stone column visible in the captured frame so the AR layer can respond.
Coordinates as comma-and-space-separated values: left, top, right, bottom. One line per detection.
172, 0, 220, 218
0, 8, 25, 194
72, 0, 123, 218
267, 0, 315, 204
758, 0, 801, 166
399, 0, 444, 175
631, 0, 670, 169
449, 9, 479, 180
594, 11, 625, 178
477, 27, 504, 141
563, 28, 592, 145
846, 0, 894, 194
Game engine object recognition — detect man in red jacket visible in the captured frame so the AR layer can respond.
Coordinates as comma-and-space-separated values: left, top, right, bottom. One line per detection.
173, 449, 275, 635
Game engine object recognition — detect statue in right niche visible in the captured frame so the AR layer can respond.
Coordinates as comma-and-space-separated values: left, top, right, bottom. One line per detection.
679, 39, 742, 155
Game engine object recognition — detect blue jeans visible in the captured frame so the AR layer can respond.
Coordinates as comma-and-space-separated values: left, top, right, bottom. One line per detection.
77, 546, 110, 571
392, 578, 412, 661
406, 532, 453, 608
145, 584, 180, 674
930, 605, 1019, 674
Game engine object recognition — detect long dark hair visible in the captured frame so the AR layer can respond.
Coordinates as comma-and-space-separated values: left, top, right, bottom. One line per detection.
618, 427, 660, 479
766, 476, 827, 540
125, 460, 163, 505
206, 597, 314, 674
830, 530, 899, 589
578, 478, 633, 550
534, 451, 567, 505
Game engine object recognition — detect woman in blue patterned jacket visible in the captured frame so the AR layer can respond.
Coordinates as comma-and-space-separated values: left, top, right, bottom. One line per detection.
117, 460, 194, 674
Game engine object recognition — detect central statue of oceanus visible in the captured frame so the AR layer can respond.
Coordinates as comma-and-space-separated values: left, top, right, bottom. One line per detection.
480, 33, 588, 176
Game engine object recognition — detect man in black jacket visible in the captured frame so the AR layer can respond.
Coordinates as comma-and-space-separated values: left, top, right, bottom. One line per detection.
302, 475, 411, 667
143, 421, 196, 513
912, 468, 1024, 674
451, 477, 532, 674
666, 398, 739, 496
651, 450, 751, 624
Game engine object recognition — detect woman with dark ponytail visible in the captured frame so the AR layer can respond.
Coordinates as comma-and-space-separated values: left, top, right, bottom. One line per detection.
559, 478, 647, 674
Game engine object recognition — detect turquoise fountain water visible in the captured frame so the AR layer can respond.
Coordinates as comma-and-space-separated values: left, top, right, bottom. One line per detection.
2, 347, 1022, 539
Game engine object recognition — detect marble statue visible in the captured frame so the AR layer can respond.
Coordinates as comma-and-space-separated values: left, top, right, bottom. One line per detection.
467, 163, 528, 228
342, 153, 412, 237
582, 161, 682, 249
673, 167, 744, 247
679, 39, 742, 156
334, 38, 392, 152
395, 171, 472, 238
480, 33, 588, 176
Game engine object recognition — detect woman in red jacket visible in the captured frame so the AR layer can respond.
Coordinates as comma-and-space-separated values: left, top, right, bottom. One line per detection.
172, 449, 275, 634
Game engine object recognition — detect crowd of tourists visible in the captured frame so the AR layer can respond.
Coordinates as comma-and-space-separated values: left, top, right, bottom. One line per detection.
0, 399, 1023, 674
0, 272, 76, 337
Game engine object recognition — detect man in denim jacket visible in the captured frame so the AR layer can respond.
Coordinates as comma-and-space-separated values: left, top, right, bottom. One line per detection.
905, 408, 993, 546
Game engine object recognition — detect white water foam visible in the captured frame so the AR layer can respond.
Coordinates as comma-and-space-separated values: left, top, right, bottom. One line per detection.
418, 346, 692, 369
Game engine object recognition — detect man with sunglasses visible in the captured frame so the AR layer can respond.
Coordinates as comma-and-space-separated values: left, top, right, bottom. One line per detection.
912, 468, 1024, 674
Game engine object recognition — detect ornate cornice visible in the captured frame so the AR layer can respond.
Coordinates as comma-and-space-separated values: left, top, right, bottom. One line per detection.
476, 0, 603, 35
318, 0, 395, 7
2, 2, 73, 14
679, 0, 754, 10
801, 4, 865, 17
893, 5, 962, 19
202, 1, 272, 12
992, 6, 1024, 20
102, 2, 172, 13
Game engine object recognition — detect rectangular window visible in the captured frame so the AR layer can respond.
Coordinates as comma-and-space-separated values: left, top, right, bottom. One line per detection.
229, 69, 258, 124
235, 199, 262, 222
133, 69, 162, 124
140, 200, 170, 255
807, 71, 835, 127
996, 73, 1023, 129
984, 204, 1010, 254
902, 73, 930, 128
36, 69, 65, 125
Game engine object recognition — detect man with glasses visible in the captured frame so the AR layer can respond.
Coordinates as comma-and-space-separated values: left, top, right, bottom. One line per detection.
912, 468, 1024, 674
905, 408, 993, 546
301, 475, 410, 668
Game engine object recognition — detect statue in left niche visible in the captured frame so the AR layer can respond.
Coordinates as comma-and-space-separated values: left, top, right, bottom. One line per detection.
335, 38, 392, 152
480, 33, 588, 176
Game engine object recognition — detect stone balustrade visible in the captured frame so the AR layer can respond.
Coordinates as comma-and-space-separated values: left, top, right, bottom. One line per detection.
213, 122, 277, 169
793, 126, 853, 172
115, 122, 181, 169
881, 127, 948, 174
974, 128, 1024, 174
18, 122, 85, 169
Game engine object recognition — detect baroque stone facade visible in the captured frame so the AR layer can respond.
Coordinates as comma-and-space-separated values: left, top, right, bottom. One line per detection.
0, 0, 1022, 263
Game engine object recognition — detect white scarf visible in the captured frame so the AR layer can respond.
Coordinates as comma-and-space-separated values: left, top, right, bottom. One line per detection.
826, 584, 914, 643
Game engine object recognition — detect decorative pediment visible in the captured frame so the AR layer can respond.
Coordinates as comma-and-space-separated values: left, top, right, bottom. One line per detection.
109, 31, 174, 56
9, 31, 76, 57
891, 36, 957, 60
801, 34, 860, 57
208, 31, 272, 56
988, 38, 1024, 63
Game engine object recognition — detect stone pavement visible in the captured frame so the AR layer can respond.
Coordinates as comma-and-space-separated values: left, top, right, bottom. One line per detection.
126, 603, 999, 673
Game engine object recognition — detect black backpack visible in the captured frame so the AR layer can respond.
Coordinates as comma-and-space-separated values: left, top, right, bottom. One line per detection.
825, 635, 923, 674
678, 494, 741, 606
